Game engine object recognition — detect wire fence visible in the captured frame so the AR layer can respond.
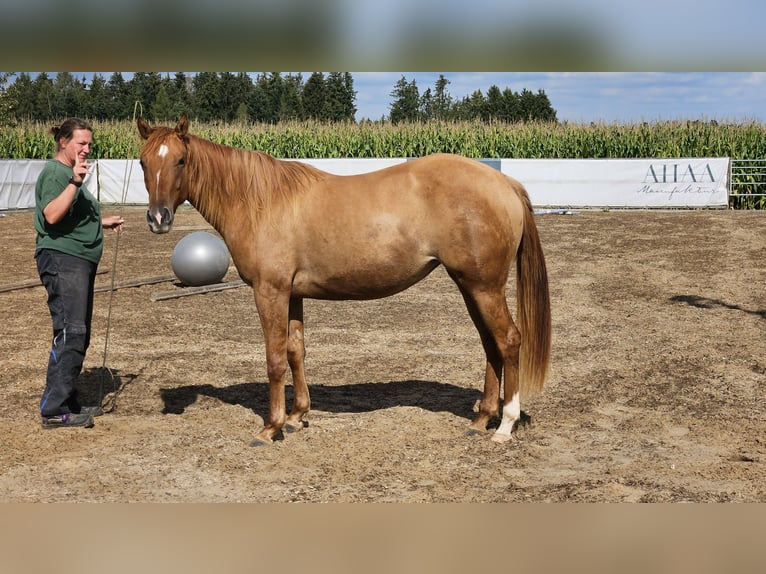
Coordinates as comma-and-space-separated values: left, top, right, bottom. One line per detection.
730, 159, 766, 209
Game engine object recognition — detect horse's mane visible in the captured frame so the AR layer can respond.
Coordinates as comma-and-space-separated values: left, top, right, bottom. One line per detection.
182, 133, 326, 229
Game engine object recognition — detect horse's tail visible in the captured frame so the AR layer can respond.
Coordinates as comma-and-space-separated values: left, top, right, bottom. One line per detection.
515, 185, 552, 399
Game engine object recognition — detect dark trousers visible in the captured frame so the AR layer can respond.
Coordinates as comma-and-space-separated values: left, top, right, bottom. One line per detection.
35, 249, 97, 417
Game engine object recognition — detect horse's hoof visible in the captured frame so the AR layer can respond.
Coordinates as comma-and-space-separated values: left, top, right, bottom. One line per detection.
490, 432, 512, 444
250, 429, 285, 446
466, 427, 486, 437
249, 436, 272, 447
284, 420, 306, 434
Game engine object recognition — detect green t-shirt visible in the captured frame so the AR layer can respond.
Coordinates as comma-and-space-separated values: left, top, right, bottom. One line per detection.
34, 159, 103, 264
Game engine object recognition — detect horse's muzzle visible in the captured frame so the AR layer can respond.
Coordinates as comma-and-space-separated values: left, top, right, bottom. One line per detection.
146, 206, 174, 234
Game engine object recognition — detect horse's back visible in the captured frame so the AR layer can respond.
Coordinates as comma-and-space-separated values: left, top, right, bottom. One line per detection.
316, 153, 525, 219
284, 154, 528, 296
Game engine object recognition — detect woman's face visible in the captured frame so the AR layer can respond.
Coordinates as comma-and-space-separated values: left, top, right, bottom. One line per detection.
60, 128, 93, 166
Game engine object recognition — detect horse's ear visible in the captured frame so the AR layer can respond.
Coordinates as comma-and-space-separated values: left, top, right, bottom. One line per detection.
136, 116, 153, 140
176, 113, 189, 138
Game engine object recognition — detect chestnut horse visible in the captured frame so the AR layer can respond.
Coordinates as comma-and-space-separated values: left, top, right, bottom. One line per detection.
137, 114, 551, 446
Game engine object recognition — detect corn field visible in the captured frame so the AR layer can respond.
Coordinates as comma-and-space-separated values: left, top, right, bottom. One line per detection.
3, 119, 765, 208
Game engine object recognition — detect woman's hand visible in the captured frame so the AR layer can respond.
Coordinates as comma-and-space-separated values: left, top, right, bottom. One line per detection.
72, 155, 92, 184
102, 215, 125, 233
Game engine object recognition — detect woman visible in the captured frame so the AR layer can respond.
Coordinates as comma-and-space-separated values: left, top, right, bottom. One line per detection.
34, 118, 124, 429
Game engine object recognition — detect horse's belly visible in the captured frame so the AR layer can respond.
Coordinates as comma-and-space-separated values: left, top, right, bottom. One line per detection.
291, 256, 440, 300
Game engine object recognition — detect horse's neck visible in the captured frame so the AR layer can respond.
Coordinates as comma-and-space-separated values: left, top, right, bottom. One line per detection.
183, 139, 256, 237
184, 139, 320, 237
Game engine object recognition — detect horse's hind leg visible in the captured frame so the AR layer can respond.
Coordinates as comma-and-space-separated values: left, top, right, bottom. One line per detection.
285, 298, 310, 433
456, 283, 522, 442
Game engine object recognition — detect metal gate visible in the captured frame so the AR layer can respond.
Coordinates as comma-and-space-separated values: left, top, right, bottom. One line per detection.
729, 159, 766, 209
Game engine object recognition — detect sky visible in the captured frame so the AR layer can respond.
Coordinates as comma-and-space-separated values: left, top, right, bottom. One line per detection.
351, 72, 766, 124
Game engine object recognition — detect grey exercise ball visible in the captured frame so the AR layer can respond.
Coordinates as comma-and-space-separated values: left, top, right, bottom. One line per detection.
171, 231, 230, 286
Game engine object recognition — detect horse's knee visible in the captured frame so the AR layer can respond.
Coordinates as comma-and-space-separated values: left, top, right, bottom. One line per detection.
266, 356, 288, 382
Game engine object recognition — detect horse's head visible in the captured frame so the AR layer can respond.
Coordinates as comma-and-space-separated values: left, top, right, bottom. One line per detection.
137, 113, 191, 234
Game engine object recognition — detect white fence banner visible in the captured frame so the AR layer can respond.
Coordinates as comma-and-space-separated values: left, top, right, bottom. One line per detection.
500, 158, 730, 208
303, 158, 406, 175
96, 159, 147, 204
0, 159, 99, 209
0, 160, 46, 210
1, 157, 730, 210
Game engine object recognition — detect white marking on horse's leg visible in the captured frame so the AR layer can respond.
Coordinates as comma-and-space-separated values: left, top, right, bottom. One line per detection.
492, 392, 520, 443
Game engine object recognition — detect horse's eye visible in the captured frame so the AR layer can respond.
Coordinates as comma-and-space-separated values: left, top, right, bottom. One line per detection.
178, 157, 186, 166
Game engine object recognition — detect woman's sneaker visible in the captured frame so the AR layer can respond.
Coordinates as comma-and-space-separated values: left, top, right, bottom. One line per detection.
41, 412, 94, 429
78, 405, 104, 417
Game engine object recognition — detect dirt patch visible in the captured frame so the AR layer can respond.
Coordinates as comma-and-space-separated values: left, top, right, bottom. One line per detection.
1, 206, 764, 502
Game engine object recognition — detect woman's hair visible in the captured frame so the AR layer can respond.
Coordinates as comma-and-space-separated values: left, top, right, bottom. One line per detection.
50, 118, 93, 151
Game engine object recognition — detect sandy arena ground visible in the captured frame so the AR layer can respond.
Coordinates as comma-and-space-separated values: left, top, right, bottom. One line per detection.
0, 206, 764, 502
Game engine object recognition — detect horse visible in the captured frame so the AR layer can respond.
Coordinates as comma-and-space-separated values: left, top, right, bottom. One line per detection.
137, 114, 551, 446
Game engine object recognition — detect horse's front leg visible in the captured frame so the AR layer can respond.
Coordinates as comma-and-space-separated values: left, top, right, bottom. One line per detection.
250, 284, 291, 446
284, 297, 310, 433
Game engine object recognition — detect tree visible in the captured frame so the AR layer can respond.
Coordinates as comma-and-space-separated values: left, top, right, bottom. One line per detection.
32, 73, 54, 119
253, 73, 285, 123
419, 87, 433, 121
105, 72, 131, 119
235, 103, 250, 123
168, 72, 194, 118
467, 89, 488, 122
0, 72, 12, 123
501, 88, 522, 122
248, 76, 272, 123
232, 73, 254, 121
150, 84, 174, 122
50, 72, 87, 118
280, 73, 304, 121
192, 72, 221, 122
324, 72, 356, 122
388, 74, 558, 124
217, 72, 238, 121
486, 85, 503, 122
432, 74, 453, 120
303, 72, 327, 121
5, 72, 35, 119
518, 87, 558, 122
389, 76, 419, 124
131, 73, 163, 119
87, 73, 110, 120
339, 72, 357, 121
0, 71, 558, 126
533, 89, 557, 122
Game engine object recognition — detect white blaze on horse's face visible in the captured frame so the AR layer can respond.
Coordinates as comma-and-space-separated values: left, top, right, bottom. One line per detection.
153, 144, 169, 202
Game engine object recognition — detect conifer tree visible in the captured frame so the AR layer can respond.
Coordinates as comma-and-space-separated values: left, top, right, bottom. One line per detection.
389, 76, 419, 124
